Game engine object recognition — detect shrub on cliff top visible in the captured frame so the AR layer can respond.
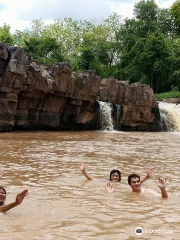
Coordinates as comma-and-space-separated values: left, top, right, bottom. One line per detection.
155, 91, 180, 100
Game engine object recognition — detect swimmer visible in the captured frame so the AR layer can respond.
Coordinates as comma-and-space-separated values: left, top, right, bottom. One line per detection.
0, 187, 28, 212
105, 167, 155, 193
128, 174, 168, 198
79, 162, 121, 182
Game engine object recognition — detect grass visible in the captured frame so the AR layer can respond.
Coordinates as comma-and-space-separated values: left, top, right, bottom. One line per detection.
155, 91, 180, 100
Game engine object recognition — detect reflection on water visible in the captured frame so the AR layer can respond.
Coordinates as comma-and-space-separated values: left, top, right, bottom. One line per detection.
0, 131, 180, 239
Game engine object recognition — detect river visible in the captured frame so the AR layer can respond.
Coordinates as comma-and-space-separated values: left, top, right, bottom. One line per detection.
0, 131, 179, 239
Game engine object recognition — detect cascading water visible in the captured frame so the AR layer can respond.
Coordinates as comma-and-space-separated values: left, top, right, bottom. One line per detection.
98, 101, 114, 131
159, 102, 180, 131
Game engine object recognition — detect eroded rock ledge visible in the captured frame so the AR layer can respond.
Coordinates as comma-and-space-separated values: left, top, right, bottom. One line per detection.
0, 42, 160, 131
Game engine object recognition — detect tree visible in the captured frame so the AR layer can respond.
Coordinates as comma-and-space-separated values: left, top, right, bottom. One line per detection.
119, 32, 172, 93
157, 9, 178, 38
167, 39, 180, 91
0, 24, 14, 45
13, 18, 81, 65
44, 18, 82, 68
133, 0, 159, 36
141, 32, 172, 92
171, 0, 180, 25
77, 13, 122, 77
23, 37, 62, 64
117, 0, 160, 56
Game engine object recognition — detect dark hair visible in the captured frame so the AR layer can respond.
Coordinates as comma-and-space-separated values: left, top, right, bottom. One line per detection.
109, 169, 121, 182
128, 174, 140, 185
0, 186, 6, 194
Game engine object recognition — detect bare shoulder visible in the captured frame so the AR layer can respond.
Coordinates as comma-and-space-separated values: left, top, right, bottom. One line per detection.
142, 188, 160, 196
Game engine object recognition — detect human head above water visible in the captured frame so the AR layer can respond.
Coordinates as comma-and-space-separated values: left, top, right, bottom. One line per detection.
0, 186, 6, 194
0, 186, 6, 206
128, 173, 140, 185
109, 169, 121, 182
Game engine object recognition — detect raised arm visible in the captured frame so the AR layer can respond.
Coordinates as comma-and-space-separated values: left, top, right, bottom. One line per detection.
156, 178, 168, 198
79, 163, 93, 180
140, 167, 155, 184
0, 189, 28, 213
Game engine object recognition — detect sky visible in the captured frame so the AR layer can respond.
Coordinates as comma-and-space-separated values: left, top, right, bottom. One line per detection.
0, 0, 176, 33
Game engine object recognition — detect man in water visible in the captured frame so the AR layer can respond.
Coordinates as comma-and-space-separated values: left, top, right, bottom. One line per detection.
128, 173, 168, 198
79, 163, 155, 193
0, 187, 28, 212
105, 167, 155, 193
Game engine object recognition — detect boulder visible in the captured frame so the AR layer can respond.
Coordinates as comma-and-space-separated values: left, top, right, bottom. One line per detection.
100, 78, 159, 130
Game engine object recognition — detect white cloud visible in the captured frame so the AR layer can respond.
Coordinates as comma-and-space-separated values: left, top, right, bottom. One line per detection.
0, 0, 176, 33
111, 2, 134, 19
114, 0, 175, 19
18, 0, 110, 21
156, 0, 175, 9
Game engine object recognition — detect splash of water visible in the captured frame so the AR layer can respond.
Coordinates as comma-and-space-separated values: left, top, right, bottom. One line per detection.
159, 102, 180, 131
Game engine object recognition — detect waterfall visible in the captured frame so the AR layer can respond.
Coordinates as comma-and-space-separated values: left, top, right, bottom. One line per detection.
98, 101, 114, 131
159, 102, 180, 131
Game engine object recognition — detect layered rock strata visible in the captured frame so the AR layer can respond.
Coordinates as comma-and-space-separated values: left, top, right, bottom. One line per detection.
99, 78, 159, 131
0, 42, 160, 131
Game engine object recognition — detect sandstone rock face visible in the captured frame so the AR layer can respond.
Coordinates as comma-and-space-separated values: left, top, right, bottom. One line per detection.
0, 42, 160, 131
100, 78, 159, 131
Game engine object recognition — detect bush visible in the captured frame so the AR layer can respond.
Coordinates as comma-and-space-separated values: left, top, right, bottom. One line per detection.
155, 91, 180, 99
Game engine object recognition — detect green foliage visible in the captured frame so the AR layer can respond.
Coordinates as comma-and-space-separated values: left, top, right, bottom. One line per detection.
1, 0, 180, 95
77, 49, 95, 70
23, 37, 62, 64
141, 32, 171, 92
155, 91, 180, 99
157, 9, 178, 37
76, 13, 122, 77
44, 18, 82, 66
134, 0, 158, 20
119, 31, 172, 93
171, 0, 180, 25
171, 85, 179, 91
133, 0, 158, 36
0, 24, 14, 45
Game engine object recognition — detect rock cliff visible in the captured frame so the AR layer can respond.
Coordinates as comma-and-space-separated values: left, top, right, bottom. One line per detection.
99, 78, 159, 131
0, 42, 160, 131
